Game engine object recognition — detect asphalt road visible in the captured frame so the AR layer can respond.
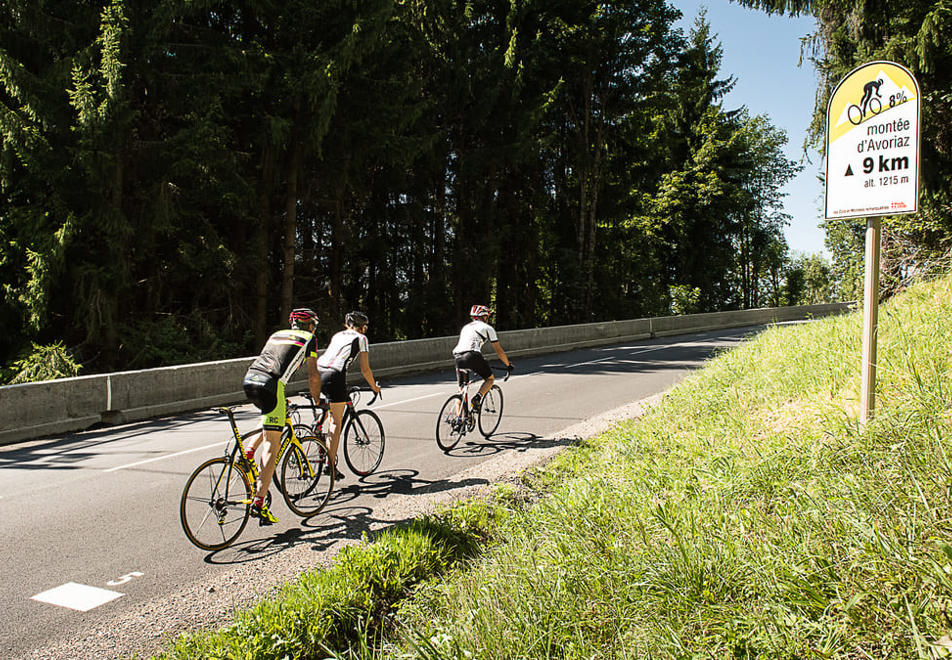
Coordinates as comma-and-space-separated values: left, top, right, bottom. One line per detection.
0, 326, 760, 658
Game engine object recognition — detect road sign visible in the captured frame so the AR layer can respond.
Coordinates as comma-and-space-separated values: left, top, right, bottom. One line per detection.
825, 61, 920, 220
823, 60, 921, 426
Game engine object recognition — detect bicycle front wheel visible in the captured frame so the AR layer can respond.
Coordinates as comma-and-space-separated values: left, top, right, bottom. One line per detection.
343, 410, 385, 476
436, 394, 465, 452
280, 435, 334, 517
478, 385, 504, 437
180, 457, 252, 551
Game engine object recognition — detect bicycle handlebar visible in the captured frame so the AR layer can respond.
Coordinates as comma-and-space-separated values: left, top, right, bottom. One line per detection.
492, 364, 513, 382
298, 385, 382, 407
348, 385, 381, 406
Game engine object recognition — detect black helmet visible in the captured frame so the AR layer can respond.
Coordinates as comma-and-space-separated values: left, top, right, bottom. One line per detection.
345, 310, 369, 328
289, 308, 318, 329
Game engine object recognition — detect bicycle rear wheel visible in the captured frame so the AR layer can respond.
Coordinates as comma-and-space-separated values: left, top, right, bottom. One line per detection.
343, 410, 385, 476
280, 435, 334, 517
477, 384, 504, 437
436, 394, 465, 451
180, 457, 251, 551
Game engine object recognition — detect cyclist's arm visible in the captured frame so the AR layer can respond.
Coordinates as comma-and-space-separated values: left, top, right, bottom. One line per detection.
491, 341, 511, 368
306, 356, 322, 401
358, 351, 380, 393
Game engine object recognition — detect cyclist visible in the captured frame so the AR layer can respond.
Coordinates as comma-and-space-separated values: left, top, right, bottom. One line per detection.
860, 78, 883, 116
452, 304, 513, 411
317, 310, 381, 477
241, 308, 322, 525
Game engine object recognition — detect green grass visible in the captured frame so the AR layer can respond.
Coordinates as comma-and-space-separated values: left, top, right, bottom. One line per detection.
152, 495, 513, 660
153, 275, 952, 659
387, 275, 952, 659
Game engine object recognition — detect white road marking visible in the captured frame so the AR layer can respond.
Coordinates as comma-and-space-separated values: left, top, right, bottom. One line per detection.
31, 582, 124, 612
104, 441, 223, 473
373, 391, 445, 410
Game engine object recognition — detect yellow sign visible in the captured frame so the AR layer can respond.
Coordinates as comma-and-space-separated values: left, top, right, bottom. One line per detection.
824, 61, 920, 219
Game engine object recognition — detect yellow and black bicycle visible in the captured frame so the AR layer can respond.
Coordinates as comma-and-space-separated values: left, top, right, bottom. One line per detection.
179, 399, 333, 551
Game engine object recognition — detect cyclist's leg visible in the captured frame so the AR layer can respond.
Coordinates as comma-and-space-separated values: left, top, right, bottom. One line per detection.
241, 369, 273, 463
456, 351, 493, 400
256, 382, 287, 502
327, 403, 346, 467
319, 366, 349, 473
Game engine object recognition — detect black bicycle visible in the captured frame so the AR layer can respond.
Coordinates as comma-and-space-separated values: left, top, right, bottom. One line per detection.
436, 365, 510, 451
304, 386, 386, 476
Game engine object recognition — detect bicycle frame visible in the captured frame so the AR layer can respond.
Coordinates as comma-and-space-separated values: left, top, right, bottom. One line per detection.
215, 406, 316, 498
299, 387, 377, 438
453, 365, 510, 422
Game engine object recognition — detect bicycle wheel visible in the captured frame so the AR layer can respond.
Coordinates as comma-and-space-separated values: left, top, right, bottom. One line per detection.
343, 410, 385, 476
436, 394, 465, 452
847, 104, 864, 125
280, 435, 334, 517
180, 457, 252, 551
478, 385, 504, 437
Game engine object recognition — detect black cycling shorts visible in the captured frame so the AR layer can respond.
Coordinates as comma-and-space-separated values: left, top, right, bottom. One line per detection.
319, 367, 349, 403
243, 369, 278, 413
453, 350, 491, 386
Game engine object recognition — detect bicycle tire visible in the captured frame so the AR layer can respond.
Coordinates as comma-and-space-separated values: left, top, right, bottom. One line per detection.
343, 410, 385, 476
280, 435, 334, 517
477, 384, 504, 437
180, 457, 251, 551
436, 394, 465, 452
847, 104, 864, 125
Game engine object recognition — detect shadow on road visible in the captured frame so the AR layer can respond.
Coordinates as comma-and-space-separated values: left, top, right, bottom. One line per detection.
444, 430, 577, 457
201, 469, 491, 565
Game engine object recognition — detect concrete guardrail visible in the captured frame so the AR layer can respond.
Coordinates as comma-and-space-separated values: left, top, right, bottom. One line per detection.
0, 302, 851, 445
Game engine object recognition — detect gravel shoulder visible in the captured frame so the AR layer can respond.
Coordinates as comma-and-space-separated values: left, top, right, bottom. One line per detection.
24, 394, 661, 660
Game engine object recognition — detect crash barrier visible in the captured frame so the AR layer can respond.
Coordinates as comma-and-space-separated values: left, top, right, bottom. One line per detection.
0, 302, 851, 445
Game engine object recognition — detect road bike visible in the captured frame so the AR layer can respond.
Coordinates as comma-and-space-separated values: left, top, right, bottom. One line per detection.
435, 364, 510, 451
302, 386, 385, 477
847, 96, 882, 125
179, 401, 334, 551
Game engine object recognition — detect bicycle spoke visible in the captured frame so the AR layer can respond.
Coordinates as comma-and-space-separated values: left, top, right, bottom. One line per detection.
436, 395, 465, 451
281, 435, 334, 517
180, 457, 251, 551
343, 410, 385, 476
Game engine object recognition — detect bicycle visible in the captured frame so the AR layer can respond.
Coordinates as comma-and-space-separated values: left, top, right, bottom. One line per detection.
435, 364, 510, 451
179, 401, 334, 551
847, 96, 882, 125
303, 385, 385, 477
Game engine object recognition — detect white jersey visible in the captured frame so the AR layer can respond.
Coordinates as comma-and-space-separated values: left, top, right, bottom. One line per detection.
452, 320, 498, 355
317, 329, 369, 372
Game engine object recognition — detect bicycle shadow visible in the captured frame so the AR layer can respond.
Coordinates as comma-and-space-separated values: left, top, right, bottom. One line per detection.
201, 469, 489, 564
444, 431, 578, 458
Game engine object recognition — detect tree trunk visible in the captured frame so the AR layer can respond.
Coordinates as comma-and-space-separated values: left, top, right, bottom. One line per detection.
280, 140, 302, 319
254, 189, 270, 347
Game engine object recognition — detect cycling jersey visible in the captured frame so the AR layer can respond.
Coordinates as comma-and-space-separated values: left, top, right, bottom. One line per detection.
317, 329, 369, 372
247, 329, 318, 383
243, 329, 318, 430
452, 320, 498, 355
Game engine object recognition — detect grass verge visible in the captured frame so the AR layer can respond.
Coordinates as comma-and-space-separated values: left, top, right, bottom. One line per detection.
152, 494, 513, 659
387, 275, 952, 659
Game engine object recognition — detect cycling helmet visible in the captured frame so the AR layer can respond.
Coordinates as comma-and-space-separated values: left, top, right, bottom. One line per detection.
345, 310, 369, 328
289, 308, 318, 329
470, 304, 492, 318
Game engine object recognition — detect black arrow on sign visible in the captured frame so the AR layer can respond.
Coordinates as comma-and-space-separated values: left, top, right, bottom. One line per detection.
845, 164, 854, 176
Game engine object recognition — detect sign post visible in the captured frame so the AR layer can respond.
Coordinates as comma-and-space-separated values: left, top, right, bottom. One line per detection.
824, 61, 920, 425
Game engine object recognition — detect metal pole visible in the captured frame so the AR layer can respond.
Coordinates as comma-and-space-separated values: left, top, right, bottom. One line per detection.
860, 217, 881, 426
